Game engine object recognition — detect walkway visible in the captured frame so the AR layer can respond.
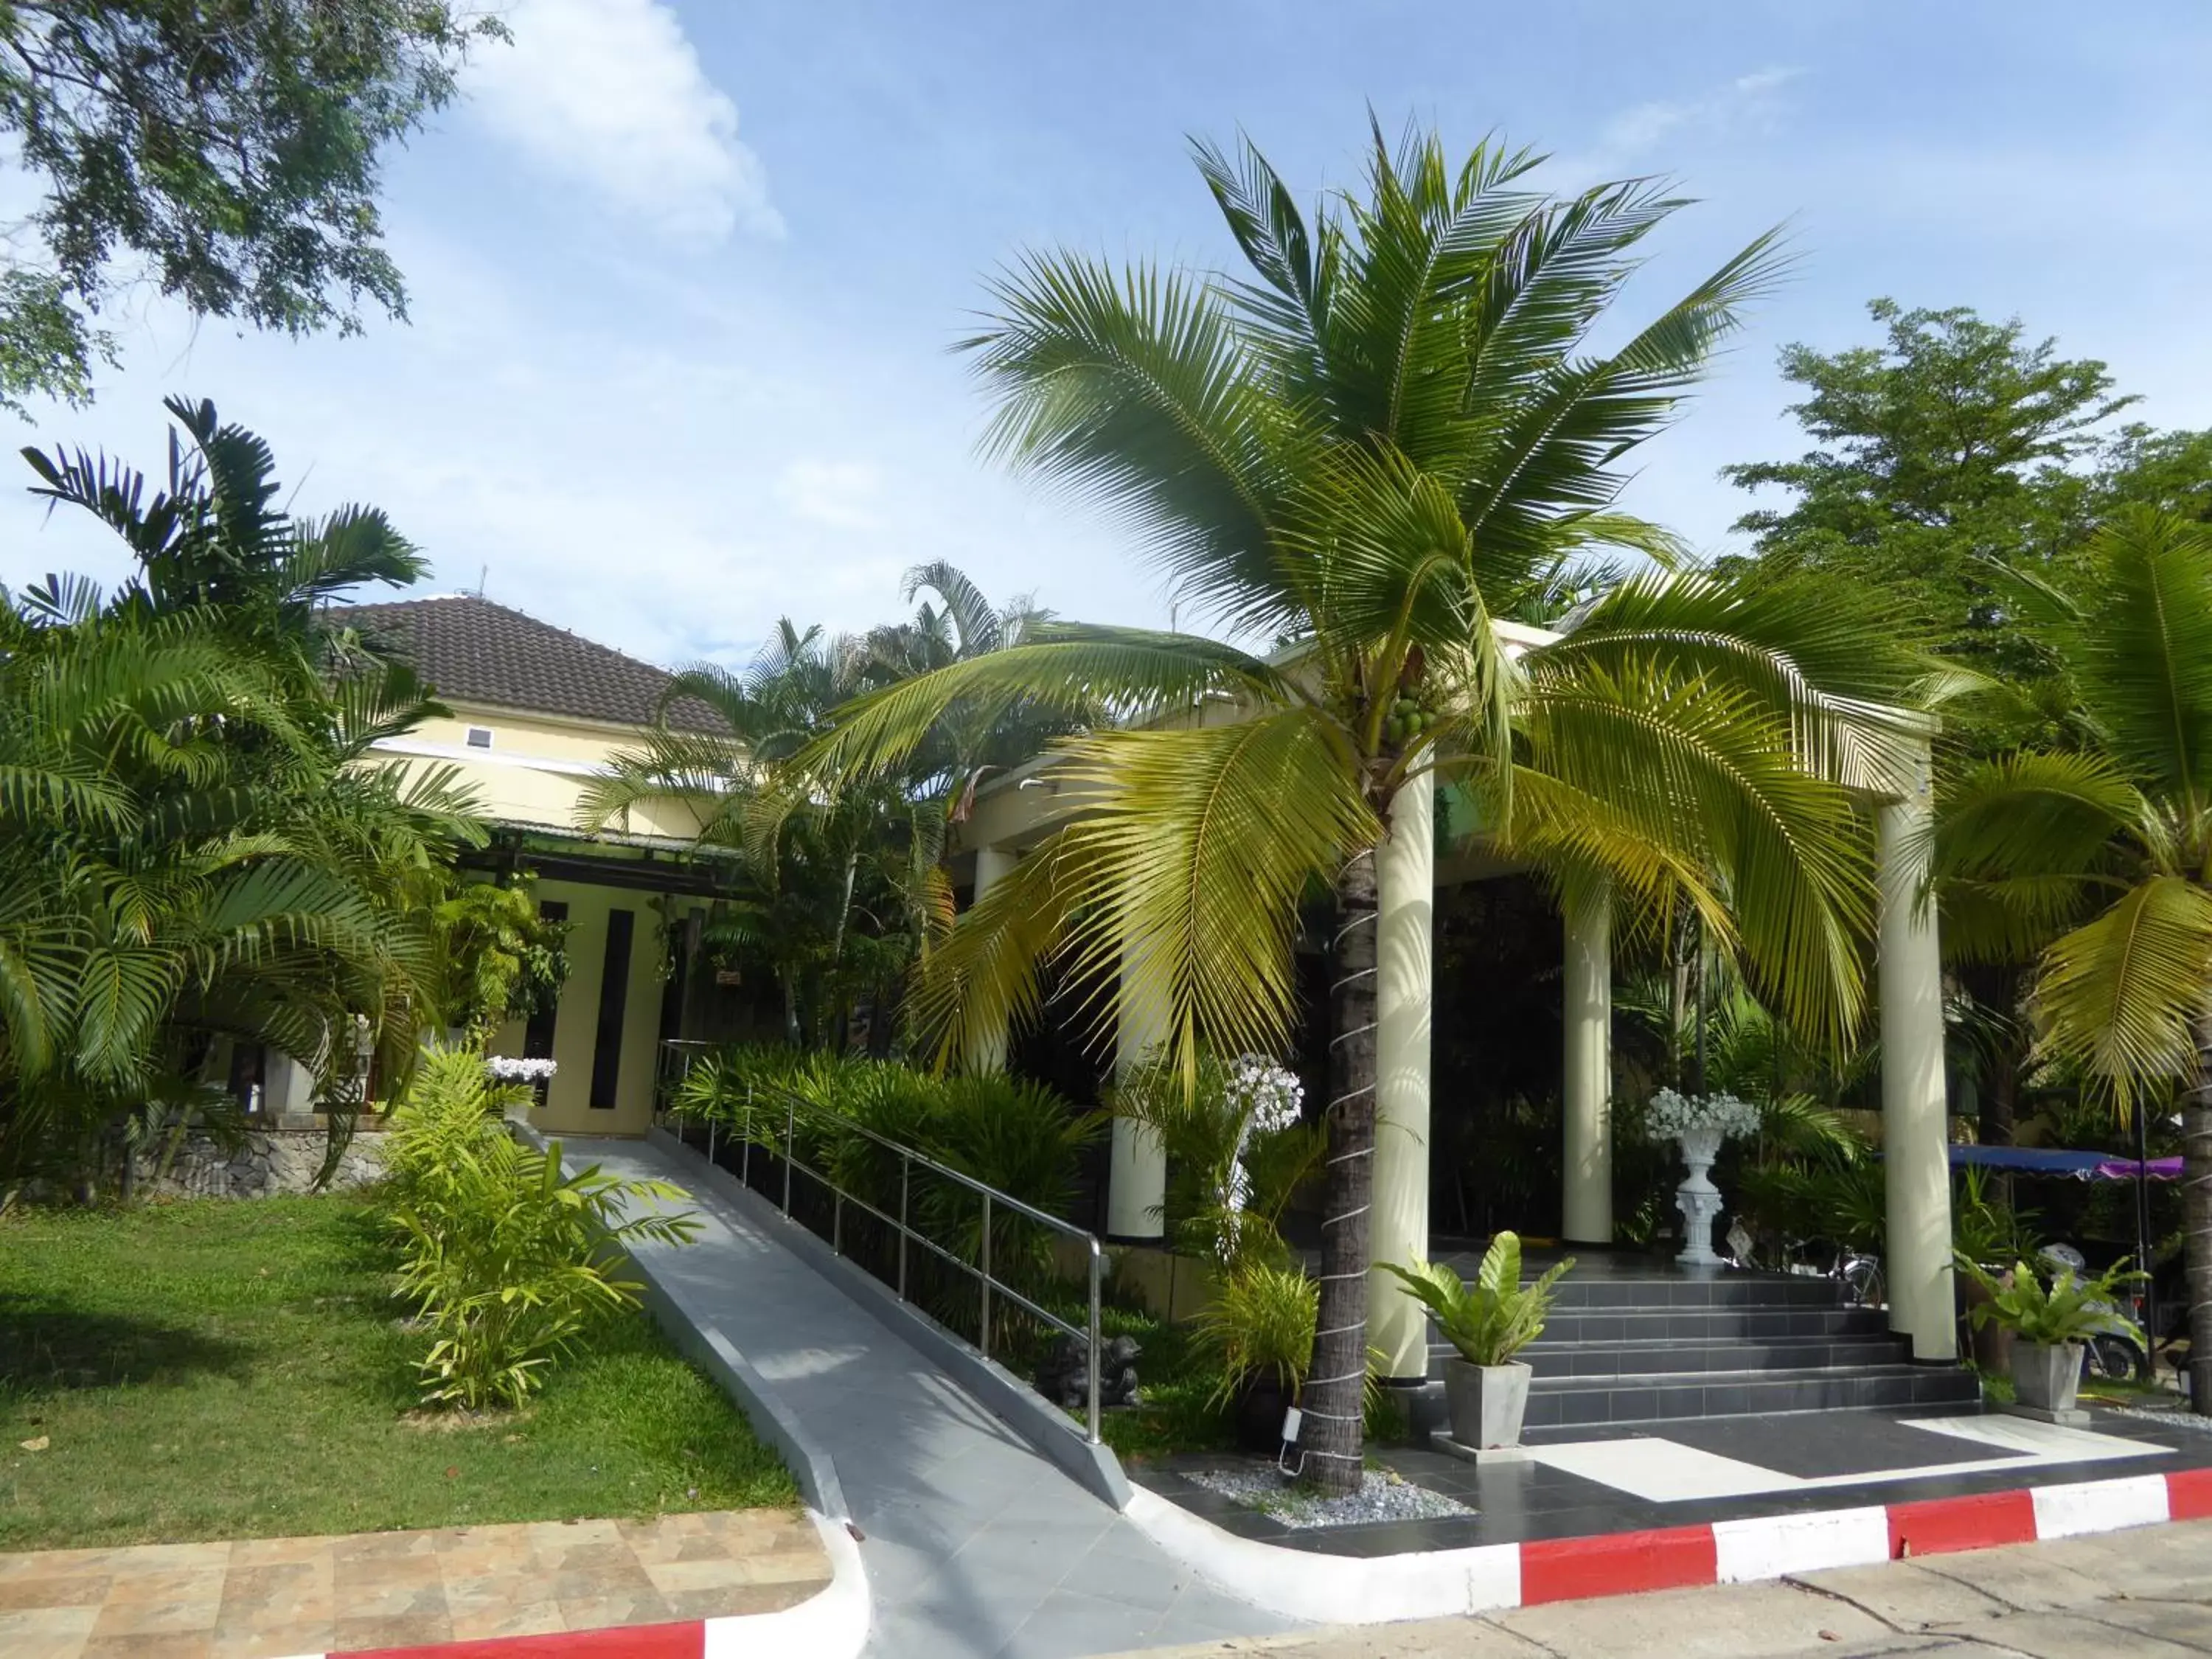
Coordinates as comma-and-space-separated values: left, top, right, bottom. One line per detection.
0, 1508, 828, 1658
571, 1134, 1290, 1659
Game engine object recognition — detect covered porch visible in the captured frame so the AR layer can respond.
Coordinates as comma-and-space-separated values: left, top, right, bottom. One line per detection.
952, 736, 1959, 1385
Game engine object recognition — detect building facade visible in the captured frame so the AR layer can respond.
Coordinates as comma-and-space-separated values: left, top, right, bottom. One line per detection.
349, 594, 742, 1137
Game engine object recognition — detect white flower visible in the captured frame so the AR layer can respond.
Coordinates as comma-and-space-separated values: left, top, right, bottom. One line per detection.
486, 1056, 558, 1083
1225, 1055, 1303, 1135
1643, 1087, 1761, 1143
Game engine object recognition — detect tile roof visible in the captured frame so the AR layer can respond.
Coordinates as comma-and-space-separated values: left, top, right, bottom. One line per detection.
341, 594, 723, 732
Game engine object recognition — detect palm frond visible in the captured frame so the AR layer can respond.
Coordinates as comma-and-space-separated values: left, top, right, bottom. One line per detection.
793, 629, 1299, 787
2035, 873, 2212, 1104
962, 252, 1312, 638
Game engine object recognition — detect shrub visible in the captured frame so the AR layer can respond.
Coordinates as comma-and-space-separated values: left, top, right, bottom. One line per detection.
926, 1073, 1101, 1288
1192, 1263, 1318, 1407
1381, 1232, 1573, 1368
669, 1044, 1096, 1237
386, 1046, 700, 1411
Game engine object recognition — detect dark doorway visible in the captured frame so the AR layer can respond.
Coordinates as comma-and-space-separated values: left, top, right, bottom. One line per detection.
1430, 874, 1565, 1239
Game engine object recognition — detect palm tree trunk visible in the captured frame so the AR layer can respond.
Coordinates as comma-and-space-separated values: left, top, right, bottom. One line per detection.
2187, 1009, 2212, 1415
1961, 963, 2021, 1147
1307, 844, 1377, 1497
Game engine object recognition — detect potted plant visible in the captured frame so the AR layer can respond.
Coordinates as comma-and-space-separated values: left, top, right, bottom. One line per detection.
1951, 1167, 2041, 1373
1382, 1232, 1573, 1450
1954, 1253, 2146, 1417
1193, 1263, 1318, 1452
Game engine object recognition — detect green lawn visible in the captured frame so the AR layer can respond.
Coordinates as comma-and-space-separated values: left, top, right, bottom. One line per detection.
0, 1195, 796, 1551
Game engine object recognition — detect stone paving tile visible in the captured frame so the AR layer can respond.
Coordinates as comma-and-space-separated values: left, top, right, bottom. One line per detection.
0, 1507, 828, 1658
0, 1606, 102, 1659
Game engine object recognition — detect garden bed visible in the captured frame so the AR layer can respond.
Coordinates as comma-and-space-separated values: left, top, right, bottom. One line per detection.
0, 1195, 796, 1551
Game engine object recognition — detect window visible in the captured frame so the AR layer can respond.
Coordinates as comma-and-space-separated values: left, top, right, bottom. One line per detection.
465, 726, 493, 749
523, 901, 568, 1104
588, 909, 635, 1110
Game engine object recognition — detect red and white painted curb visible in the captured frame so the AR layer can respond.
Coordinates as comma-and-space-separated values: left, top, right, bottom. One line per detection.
276, 1510, 869, 1659
1124, 1465, 2212, 1625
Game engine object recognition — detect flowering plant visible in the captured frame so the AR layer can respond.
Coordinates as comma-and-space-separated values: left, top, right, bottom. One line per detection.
1225, 1055, 1304, 1139
1213, 1057, 1305, 1240
1643, 1087, 1760, 1142
486, 1056, 558, 1085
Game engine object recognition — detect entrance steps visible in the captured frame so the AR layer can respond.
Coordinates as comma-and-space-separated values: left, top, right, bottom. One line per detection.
1416, 1249, 1980, 1434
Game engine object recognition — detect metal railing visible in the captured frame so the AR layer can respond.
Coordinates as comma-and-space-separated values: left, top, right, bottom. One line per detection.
667, 1065, 1105, 1444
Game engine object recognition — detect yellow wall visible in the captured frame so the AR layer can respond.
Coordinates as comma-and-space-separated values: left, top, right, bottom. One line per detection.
371, 700, 707, 841
491, 877, 671, 1138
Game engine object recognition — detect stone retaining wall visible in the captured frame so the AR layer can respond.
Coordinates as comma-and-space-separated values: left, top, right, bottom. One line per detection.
147, 1129, 385, 1199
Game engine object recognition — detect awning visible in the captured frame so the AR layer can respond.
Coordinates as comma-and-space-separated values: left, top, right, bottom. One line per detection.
1947, 1144, 2181, 1180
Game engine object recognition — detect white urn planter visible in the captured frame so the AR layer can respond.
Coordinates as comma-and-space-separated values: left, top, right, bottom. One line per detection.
1444, 1358, 1533, 1450
1644, 1091, 1761, 1268
1672, 1122, 1728, 1266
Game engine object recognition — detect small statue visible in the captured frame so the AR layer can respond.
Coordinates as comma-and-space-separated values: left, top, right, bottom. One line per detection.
1034, 1332, 1141, 1408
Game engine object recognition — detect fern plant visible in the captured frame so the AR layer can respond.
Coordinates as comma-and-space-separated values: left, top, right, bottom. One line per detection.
1954, 1253, 2147, 1350
386, 1046, 700, 1411
1381, 1232, 1574, 1368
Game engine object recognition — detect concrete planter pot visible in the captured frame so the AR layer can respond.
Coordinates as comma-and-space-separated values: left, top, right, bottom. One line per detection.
2011, 1339, 2084, 1414
1444, 1358, 1531, 1450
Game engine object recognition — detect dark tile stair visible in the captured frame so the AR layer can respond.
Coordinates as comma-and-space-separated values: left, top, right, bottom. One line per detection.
1413, 1251, 1981, 1434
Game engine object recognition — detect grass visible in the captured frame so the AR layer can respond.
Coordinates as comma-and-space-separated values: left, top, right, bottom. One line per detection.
1091, 1307, 1239, 1462
0, 1194, 797, 1551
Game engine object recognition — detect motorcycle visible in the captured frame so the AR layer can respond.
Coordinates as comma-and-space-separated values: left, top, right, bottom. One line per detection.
2038, 1244, 2152, 1383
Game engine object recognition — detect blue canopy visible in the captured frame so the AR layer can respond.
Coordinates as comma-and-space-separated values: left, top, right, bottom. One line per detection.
1947, 1144, 2178, 1180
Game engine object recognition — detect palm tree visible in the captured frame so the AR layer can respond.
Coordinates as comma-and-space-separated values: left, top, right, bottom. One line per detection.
1935, 508, 2212, 1411
586, 569, 1088, 1047
0, 399, 479, 1192
0, 588, 477, 1187
795, 122, 1925, 1491
24, 394, 425, 652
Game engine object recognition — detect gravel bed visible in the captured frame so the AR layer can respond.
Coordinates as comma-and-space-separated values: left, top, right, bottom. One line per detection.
1184, 1464, 1472, 1528
2100, 1403, 2212, 1434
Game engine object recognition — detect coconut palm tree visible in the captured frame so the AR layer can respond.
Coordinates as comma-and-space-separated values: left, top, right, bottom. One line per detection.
1935, 507, 2212, 1411
790, 122, 1928, 1490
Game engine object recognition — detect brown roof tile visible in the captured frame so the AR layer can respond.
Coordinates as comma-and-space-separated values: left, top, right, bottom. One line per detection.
341, 595, 723, 732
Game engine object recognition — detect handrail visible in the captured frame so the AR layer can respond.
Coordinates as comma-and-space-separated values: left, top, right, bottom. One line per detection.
669, 1060, 1104, 1446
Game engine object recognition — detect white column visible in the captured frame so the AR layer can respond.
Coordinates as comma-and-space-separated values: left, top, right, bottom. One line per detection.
1878, 743, 1957, 1361
1108, 945, 1170, 1241
1367, 770, 1436, 1381
964, 845, 1018, 1073
1562, 883, 1613, 1246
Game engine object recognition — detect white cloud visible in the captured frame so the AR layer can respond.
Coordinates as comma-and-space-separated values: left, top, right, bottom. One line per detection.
466, 0, 782, 244
774, 459, 883, 531
1595, 65, 1805, 160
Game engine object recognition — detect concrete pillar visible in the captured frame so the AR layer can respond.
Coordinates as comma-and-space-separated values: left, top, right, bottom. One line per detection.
1367, 769, 1436, 1381
964, 845, 1018, 1073
1878, 742, 1957, 1361
1107, 945, 1170, 1241
1561, 883, 1614, 1246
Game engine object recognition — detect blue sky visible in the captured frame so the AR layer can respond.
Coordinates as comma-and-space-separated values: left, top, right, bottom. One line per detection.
2, 1, 2208, 669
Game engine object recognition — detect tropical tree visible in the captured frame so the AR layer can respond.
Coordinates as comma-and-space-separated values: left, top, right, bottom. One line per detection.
0, 3, 507, 411
792, 122, 1928, 1491
1935, 508, 2212, 1411
0, 398, 479, 1191
585, 568, 1085, 1047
